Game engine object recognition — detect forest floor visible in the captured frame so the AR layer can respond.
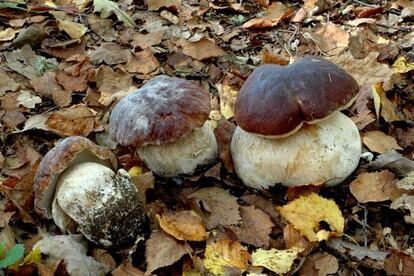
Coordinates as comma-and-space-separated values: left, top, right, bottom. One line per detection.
0, 0, 414, 275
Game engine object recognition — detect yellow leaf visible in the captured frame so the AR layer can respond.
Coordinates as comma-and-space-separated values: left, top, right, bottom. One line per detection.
8, 248, 42, 271
392, 56, 414, 74
204, 240, 250, 275
157, 211, 206, 241
251, 247, 303, 275
276, 193, 344, 242
0, 28, 18, 41
128, 166, 143, 177
217, 84, 238, 119
57, 19, 88, 39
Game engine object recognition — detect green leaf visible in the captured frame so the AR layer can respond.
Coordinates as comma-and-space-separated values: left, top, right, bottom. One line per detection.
0, 244, 25, 269
93, 0, 136, 28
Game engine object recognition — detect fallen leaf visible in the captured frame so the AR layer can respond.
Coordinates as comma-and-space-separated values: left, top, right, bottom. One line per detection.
186, 187, 241, 230
384, 251, 414, 275
369, 150, 414, 177
89, 43, 131, 65
390, 194, 414, 221
88, 15, 117, 42
276, 193, 344, 242
204, 239, 250, 275
46, 104, 96, 137
214, 118, 236, 173
305, 23, 349, 55
0, 28, 18, 41
125, 48, 160, 75
372, 83, 405, 122
251, 247, 303, 275
228, 205, 274, 248
130, 171, 155, 204
91, 249, 116, 269
157, 211, 206, 241
350, 171, 404, 203
16, 90, 42, 109
363, 131, 403, 153
241, 194, 284, 227
113, 260, 144, 276
57, 19, 88, 39
0, 72, 19, 94
217, 83, 237, 119
395, 171, 414, 190
182, 38, 225, 60
392, 56, 414, 73
327, 52, 394, 90
243, 2, 293, 29
34, 235, 110, 276
145, 231, 190, 275
299, 252, 339, 276
93, 65, 133, 95
131, 31, 164, 49
283, 224, 314, 250
30, 72, 63, 100
93, 0, 136, 27
146, 0, 181, 12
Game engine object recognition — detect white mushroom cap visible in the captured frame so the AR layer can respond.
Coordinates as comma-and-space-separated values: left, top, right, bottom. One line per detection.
52, 162, 144, 248
231, 112, 361, 189
137, 122, 218, 177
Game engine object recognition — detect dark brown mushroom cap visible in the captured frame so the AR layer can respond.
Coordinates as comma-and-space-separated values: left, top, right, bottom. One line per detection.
234, 57, 359, 136
109, 75, 210, 147
34, 136, 117, 219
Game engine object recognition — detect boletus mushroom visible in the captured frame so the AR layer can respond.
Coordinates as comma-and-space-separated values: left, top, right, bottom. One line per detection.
34, 136, 145, 248
231, 57, 361, 189
109, 75, 217, 177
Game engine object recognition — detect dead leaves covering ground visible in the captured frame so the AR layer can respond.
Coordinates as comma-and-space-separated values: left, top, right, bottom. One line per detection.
0, 0, 414, 275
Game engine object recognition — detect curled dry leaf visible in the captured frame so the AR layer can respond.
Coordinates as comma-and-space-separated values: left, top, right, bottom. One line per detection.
251, 247, 303, 275
228, 205, 274, 248
46, 104, 96, 137
350, 171, 404, 203
186, 187, 241, 230
363, 131, 403, 153
203, 239, 250, 275
276, 193, 344, 242
182, 38, 225, 61
157, 211, 206, 241
145, 231, 190, 275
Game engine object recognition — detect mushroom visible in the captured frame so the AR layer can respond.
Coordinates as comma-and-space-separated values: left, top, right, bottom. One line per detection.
34, 136, 145, 248
109, 75, 217, 177
231, 57, 361, 189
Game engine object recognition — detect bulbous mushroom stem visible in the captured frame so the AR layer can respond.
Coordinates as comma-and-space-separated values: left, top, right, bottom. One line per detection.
52, 162, 144, 248
231, 112, 361, 189
137, 122, 218, 177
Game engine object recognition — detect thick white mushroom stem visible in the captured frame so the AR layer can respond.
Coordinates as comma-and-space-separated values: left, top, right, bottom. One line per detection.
137, 122, 218, 177
231, 112, 361, 189
52, 162, 144, 248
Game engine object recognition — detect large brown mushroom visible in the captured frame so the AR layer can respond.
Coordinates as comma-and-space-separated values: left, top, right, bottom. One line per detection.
109, 75, 217, 177
34, 136, 145, 248
231, 57, 361, 189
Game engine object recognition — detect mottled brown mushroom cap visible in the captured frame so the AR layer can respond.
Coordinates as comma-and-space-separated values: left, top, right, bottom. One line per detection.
34, 136, 117, 218
109, 75, 210, 147
234, 57, 359, 136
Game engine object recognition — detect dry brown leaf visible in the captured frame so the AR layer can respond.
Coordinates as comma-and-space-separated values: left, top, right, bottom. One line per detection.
131, 31, 164, 49
228, 205, 274, 248
30, 72, 70, 107
0, 72, 20, 93
182, 38, 225, 60
89, 43, 131, 65
157, 211, 206, 241
299, 252, 339, 276
2, 111, 26, 130
46, 104, 96, 137
57, 19, 88, 39
93, 65, 133, 94
88, 15, 117, 42
214, 118, 236, 173
384, 251, 414, 275
146, 0, 181, 11
327, 52, 394, 90
350, 171, 404, 203
113, 261, 145, 276
0, 28, 18, 41
130, 171, 155, 204
145, 230, 189, 275
91, 249, 116, 269
254, 0, 269, 7
262, 50, 289, 65
186, 187, 241, 230
372, 83, 405, 122
363, 131, 403, 153
125, 48, 160, 75
241, 194, 283, 226
283, 224, 314, 250
305, 23, 349, 55
350, 109, 376, 130
243, 2, 293, 29
391, 194, 414, 223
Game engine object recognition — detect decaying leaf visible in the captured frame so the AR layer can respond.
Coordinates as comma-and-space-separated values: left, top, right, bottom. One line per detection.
0, 72, 19, 94
89, 43, 131, 65
251, 247, 303, 275
384, 251, 414, 275
93, 0, 136, 27
299, 252, 339, 276
392, 56, 414, 73
372, 83, 405, 122
363, 131, 403, 153
33, 235, 110, 276
228, 205, 274, 248
305, 23, 349, 55
396, 171, 414, 190
350, 171, 404, 203
145, 231, 190, 275
369, 150, 414, 177
243, 2, 293, 29
146, 0, 181, 11
186, 187, 241, 230
157, 211, 206, 241
204, 239, 250, 275
277, 193, 344, 242
57, 19, 88, 39
16, 90, 42, 109
390, 194, 414, 222
182, 38, 225, 61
